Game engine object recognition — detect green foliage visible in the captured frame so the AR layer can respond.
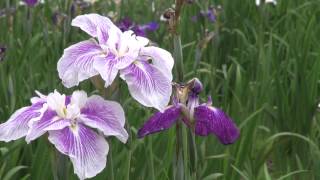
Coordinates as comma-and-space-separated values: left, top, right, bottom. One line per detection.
0, 0, 320, 179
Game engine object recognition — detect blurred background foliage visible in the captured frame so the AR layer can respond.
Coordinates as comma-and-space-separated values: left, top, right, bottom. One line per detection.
0, 0, 320, 179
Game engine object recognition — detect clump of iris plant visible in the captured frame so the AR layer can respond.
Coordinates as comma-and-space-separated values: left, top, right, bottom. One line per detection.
138, 78, 240, 145
0, 90, 128, 179
57, 14, 174, 111
117, 17, 159, 37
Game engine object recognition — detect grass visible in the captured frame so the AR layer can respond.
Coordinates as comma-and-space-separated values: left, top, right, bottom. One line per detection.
0, 0, 320, 179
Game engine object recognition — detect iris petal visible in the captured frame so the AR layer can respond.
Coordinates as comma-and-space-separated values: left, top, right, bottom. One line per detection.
120, 61, 172, 111
80, 95, 128, 143
26, 110, 70, 143
48, 124, 109, 180
140, 46, 174, 81
138, 105, 181, 138
57, 39, 102, 88
0, 102, 44, 142
194, 105, 240, 144
71, 13, 121, 44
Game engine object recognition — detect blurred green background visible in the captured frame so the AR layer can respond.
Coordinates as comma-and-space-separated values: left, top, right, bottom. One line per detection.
1, 0, 320, 179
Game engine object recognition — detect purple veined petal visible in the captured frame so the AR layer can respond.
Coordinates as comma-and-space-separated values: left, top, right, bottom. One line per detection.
71, 13, 121, 44
57, 39, 102, 88
138, 105, 181, 138
48, 124, 109, 180
120, 61, 172, 112
194, 105, 240, 145
80, 95, 128, 143
25, 109, 71, 143
0, 102, 45, 142
93, 55, 119, 87
139, 46, 174, 81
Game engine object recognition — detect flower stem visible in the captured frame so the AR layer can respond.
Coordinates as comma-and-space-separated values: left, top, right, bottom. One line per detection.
172, 1, 186, 178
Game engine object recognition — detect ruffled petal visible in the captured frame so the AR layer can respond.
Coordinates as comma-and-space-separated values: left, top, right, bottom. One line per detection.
80, 95, 128, 143
120, 61, 172, 111
48, 124, 109, 180
0, 102, 45, 142
140, 46, 174, 81
25, 109, 70, 143
194, 105, 240, 144
138, 105, 181, 138
71, 13, 121, 44
57, 39, 102, 88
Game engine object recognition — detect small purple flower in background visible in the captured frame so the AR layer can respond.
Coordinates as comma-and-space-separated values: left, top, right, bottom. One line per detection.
192, 6, 217, 23
0, 45, 6, 62
117, 17, 159, 37
138, 78, 240, 145
58, 14, 173, 111
21, 0, 41, 7
0, 90, 128, 179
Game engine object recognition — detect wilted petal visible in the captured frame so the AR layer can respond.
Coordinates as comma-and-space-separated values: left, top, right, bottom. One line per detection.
138, 105, 181, 138
26, 110, 70, 143
80, 95, 128, 143
194, 105, 239, 144
140, 46, 174, 81
120, 61, 172, 111
71, 13, 121, 44
48, 124, 109, 180
57, 39, 102, 88
0, 102, 45, 142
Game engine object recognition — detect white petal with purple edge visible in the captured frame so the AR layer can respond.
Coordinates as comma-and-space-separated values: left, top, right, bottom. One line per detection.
57, 39, 102, 88
80, 95, 128, 143
48, 124, 109, 180
120, 61, 172, 112
71, 13, 121, 44
140, 46, 174, 81
0, 102, 45, 142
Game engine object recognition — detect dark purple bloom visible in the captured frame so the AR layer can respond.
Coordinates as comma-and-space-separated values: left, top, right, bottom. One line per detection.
23, 0, 38, 7
117, 17, 159, 37
138, 78, 240, 145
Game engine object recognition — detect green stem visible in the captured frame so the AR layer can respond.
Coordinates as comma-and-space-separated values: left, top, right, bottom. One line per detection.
52, 149, 68, 180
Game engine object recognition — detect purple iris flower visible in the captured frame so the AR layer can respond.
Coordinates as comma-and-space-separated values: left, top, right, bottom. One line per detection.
23, 0, 38, 7
57, 14, 173, 111
192, 7, 216, 23
0, 90, 128, 179
138, 78, 240, 145
117, 17, 159, 37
